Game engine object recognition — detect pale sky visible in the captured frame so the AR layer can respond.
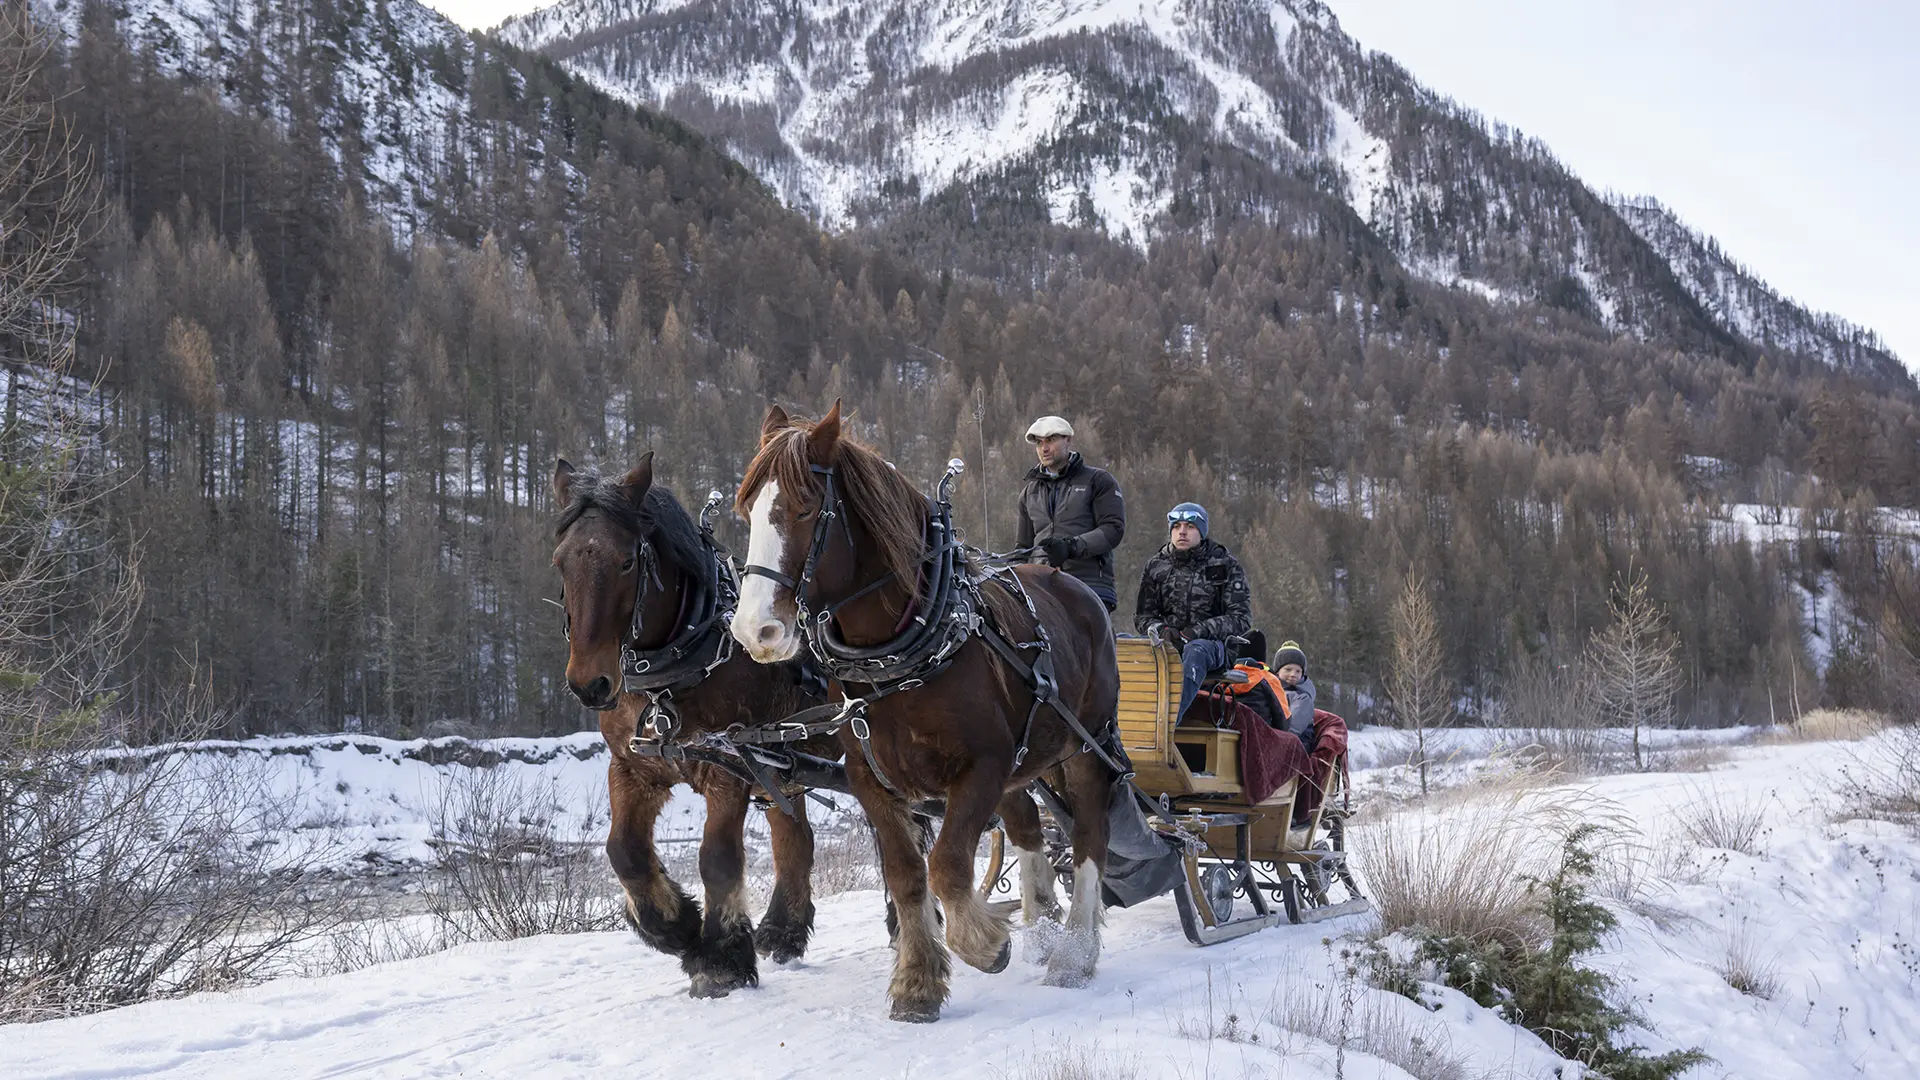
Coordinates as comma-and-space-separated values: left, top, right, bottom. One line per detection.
1322, 0, 1916, 370
426, 0, 1917, 369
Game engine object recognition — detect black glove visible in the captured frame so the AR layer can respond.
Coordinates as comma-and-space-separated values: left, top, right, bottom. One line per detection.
1038, 536, 1079, 566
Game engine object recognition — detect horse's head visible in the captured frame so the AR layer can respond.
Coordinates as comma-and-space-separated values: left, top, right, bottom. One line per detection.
730, 401, 855, 662
551, 453, 655, 710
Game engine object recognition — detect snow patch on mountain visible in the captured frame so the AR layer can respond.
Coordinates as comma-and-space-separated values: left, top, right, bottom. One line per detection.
1327, 96, 1387, 223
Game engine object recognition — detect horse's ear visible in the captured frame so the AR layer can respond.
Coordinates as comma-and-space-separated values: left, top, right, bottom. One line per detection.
760, 403, 790, 446
807, 399, 843, 463
552, 458, 576, 505
618, 452, 655, 504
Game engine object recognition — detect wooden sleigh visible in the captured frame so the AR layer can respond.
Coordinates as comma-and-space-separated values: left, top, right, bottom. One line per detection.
1113, 635, 1368, 942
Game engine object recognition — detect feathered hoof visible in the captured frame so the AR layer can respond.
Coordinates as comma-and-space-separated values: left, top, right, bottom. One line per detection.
688, 969, 753, 999
755, 908, 813, 964
889, 1000, 942, 1023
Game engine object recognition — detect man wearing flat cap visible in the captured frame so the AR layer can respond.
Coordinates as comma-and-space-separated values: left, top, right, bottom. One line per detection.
1015, 415, 1126, 611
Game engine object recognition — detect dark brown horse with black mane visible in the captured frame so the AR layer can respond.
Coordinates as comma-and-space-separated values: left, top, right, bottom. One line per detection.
552, 453, 822, 997
730, 402, 1123, 1022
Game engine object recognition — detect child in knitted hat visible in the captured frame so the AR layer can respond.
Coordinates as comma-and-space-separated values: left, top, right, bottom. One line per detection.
1272, 640, 1316, 747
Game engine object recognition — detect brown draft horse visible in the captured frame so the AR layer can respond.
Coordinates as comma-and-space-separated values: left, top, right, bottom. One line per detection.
730, 402, 1123, 1022
552, 453, 819, 998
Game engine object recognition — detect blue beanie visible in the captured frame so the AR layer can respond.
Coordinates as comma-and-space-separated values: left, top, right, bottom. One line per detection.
1167, 502, 1209, 539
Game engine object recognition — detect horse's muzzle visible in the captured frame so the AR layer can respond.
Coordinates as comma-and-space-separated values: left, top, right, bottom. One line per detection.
571, 675, 620, 711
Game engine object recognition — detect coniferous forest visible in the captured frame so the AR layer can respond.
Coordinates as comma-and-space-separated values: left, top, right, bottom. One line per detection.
8, 2, 1920, 737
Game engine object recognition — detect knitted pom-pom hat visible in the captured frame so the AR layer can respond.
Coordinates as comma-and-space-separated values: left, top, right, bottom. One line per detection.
1273, 640, 1307, 672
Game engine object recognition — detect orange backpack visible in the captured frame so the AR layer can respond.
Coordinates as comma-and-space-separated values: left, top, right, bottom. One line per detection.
1218, 663, 1291, 722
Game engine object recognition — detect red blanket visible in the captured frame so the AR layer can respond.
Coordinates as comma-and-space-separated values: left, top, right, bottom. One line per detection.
1215, 700, 1351, 809
1220, 698, 1308, 804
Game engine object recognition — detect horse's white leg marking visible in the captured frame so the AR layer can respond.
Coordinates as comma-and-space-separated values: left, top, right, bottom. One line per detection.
1020, 847, 1062, 924
1042, 858, 1103, 988
730, 480, 798, 661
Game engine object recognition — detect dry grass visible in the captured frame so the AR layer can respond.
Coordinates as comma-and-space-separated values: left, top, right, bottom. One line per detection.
1674, 788, 1771, 856
1274, 981, 1474, 1080
1645, 745, 1735, 773
1007, 1042, 1145, 1080
1767, 708, 1887, 744
1714, 920, 1783, 1000
1353, 787, 1606, 949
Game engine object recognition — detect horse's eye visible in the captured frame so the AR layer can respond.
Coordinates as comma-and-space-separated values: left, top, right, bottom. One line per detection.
621, 556, 636, 573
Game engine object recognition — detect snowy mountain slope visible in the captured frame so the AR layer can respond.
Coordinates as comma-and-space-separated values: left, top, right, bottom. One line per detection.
48, 0, 480, 238
498, 0, 1901, 375
1615, 195, 1903, 380
5, 731, 1914, 1078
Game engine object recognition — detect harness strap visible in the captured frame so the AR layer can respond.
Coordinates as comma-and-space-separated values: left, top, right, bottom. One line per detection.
974, 614, 1131, 778
845, 701, 901, 798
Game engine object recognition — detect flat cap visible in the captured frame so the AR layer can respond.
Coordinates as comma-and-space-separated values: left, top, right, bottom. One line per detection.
1025, 415, 1074, 441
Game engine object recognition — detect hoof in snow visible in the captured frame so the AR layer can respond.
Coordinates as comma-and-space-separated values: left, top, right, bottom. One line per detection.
889, 1001, 941, 1023
689, 971, 751, 999
1041, 929, 1098, 988
982, 938, 1011, 975
754, 913, 812, 964
1022, 920, 1063, 965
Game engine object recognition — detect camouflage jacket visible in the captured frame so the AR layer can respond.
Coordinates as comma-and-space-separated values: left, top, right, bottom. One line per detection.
1133, 539, 1252, 643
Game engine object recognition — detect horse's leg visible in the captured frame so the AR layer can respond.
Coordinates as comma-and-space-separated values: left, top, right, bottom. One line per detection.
882, 812, 936, 949
996, 789, 1062, 925
858, 782, 949, 1022
607, 757, 702, 957
928, 767, 1014, 975
1043, 754, 1113, 989
685, 772, 758, 998
754, 794, 815, 963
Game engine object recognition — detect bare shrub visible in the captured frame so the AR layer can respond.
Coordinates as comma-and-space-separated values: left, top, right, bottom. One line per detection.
1, 715, 351, 1021
1714, 920, 1782, 1000
1840, 725, 1920, 829
425, 768, 620, 941
303, 914, 448, 977
1674, 788, 1770, 855
1501, 652, 1610, 770
811, 822, 883, 896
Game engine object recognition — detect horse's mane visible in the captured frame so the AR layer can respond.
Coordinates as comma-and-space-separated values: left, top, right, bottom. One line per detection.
739, 416, 929, 614
555, 468, 709, 580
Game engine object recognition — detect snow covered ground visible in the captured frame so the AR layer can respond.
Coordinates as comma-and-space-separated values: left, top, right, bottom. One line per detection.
5, 727, 1916, 1078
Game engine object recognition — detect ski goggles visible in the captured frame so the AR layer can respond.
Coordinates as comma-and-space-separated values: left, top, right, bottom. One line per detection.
1167, 509, 1205, 527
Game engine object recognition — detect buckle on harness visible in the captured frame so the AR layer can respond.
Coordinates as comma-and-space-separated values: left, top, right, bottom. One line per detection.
848, 713, 871, 741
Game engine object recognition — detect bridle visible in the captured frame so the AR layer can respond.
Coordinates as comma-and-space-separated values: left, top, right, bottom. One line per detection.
556, 491, 738, 729
739, 463, 903, 632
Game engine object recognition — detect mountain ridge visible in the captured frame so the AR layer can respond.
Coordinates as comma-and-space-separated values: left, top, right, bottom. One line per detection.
497, 0, 1904, 381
